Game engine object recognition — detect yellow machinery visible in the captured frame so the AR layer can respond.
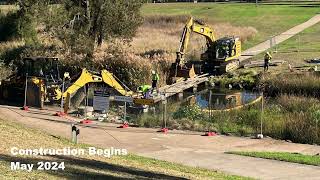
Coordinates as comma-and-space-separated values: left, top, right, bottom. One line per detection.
54, 68, 133, 101
169, 17, 241, 83
0, 57, 133, 108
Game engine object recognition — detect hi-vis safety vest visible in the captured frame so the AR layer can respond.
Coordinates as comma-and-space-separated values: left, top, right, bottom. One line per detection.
264, 53, 272, 61
152, 74, 160, 81
138, 85, 152, 93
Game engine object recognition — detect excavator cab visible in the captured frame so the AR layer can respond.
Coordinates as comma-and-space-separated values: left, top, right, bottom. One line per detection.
202, 37, 241, 73
0, 57, 62, 107
19, 57, 61, 83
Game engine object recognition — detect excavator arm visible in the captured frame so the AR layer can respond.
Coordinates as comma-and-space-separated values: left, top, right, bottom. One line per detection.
100, 70, 133, 96
54, 68, 132, 100
176, 17, 216, 66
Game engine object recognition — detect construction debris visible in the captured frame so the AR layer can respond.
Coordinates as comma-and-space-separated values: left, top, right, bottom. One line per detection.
306, 58, 320, 64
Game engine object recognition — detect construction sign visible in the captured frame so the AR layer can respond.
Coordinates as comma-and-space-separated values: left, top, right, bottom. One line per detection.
93, 90, 110, 111
133, 98, 155, 105
114, 95, 133, 103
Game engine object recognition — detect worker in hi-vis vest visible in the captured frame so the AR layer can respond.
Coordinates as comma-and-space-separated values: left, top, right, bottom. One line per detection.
151, 70, 159, 93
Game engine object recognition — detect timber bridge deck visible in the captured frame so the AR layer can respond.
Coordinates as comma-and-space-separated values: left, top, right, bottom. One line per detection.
152, 74, 209, 103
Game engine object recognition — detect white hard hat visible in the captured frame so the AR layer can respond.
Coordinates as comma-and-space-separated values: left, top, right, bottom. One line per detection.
152, 70, 156, 74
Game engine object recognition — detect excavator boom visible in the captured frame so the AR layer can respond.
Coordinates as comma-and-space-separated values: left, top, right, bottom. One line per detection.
176, 17, 216, 66
101, 70, 133, 96
55, 68, 132, 100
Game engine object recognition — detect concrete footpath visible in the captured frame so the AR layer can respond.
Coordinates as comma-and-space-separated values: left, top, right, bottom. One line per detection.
240, 14, 320, 61
1, 106, 320, 180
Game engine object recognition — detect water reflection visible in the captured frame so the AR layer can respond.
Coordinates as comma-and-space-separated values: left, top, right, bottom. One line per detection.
195, 89, 260, 110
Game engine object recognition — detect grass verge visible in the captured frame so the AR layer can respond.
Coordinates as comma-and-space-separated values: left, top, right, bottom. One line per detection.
228, 151, 320, 166
142, 3, 320, 50
0, 118, 249, 179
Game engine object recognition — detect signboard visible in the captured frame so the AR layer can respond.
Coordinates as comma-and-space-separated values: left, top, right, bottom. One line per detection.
93, 90, 110, 111
114, 95, 133, 103
133, 98, 155, 105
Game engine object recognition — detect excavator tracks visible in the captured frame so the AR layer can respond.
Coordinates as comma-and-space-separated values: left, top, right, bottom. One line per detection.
220, 59, 240, 73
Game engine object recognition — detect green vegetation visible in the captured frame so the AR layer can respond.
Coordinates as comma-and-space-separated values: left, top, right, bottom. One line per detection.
209, 70, 259, 89
141, 3, 319, 49
228, 151, 320, 166
0, 118, 248, 179
134, 92, 320, 144
261, 72, 320, 97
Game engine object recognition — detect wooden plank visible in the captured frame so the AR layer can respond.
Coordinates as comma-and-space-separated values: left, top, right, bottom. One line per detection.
152, 76, 209, 103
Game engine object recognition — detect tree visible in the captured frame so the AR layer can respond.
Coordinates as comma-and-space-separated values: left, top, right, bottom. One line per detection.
51, 0, 143, 61
7, 0, 143, 65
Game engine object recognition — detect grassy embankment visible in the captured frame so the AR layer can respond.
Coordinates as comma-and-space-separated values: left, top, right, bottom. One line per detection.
141, 3, 320, 50
247, 22, 320, 73
228, 151, 320, 166
0, 118, 248, 179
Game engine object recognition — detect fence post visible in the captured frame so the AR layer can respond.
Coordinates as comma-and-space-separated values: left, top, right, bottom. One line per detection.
269, 36, 273, 49
258, 92, 264, 139
71, 124, 80, 144
273, 36, 277, 53
23, 73, 29, 110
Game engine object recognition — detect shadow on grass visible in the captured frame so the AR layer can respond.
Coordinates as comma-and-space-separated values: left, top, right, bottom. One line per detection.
0, 154, 188, 179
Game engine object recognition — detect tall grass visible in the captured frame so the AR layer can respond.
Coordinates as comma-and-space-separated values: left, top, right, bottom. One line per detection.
261, 72, 320, 97
133, 94, 320, 145
266, 95, 320, 144
132, 15, 258, 56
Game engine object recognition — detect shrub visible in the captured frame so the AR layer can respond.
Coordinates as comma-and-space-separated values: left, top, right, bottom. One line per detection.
0, 12, 37, 44
173, 105, 207, 121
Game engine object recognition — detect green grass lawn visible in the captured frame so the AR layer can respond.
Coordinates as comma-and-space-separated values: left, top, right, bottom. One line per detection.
228, 151, 320, 166
141, 3, 320, 50
0, 118, 249, 180
241, 21, 320, 73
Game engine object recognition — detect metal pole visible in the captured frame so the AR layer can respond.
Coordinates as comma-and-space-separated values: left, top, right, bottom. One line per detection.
274, 36, 277, 53
164, 99, 167, 128
124, 101, 127, 122
60, 77, 65, 113
24, 73, 28, 107
260, 92, 264, 136
84, 85, 87, 120
162, 93, 167, 129
209, 90, 212, 119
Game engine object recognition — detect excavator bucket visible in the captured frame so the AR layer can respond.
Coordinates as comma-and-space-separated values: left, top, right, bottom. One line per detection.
176, 64, 196, 79
168, 63, 196, 84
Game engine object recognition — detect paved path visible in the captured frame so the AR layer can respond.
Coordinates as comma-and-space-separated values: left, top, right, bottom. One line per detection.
239, 14, 320, 61
1, 106, 320, 180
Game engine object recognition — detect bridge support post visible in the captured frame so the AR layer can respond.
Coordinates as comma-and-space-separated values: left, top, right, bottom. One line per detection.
193, 85, 198, 93
178, 92, 184, 101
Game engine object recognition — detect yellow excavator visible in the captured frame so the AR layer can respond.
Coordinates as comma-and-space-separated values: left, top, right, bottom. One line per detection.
169, 17, 241, 83
0, 57, 133, 108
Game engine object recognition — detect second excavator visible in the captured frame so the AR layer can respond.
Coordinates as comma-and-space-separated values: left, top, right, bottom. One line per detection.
169, 17, 241, 83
